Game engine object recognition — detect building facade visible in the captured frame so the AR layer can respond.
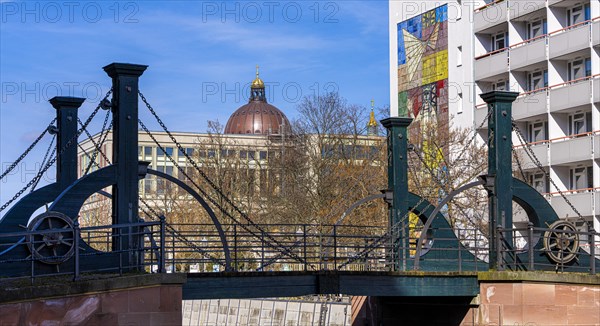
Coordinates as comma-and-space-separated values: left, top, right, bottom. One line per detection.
77, 71, 383, 226
389, 0, 600, 231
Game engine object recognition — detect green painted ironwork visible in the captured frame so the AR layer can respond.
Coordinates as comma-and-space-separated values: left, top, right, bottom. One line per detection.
480, 91, 519, 269
103, 63, 147, 269
381, 118, 412, 271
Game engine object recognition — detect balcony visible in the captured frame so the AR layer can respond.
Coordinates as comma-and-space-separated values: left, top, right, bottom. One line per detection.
549, 79, 592, 112
548, 190, 598, 218
512, 90, 547, 120
547, 0, 567, 5
508, 1, 546, 20
474, 0, 507, 33
510, 37, 547, 70
474, 50, 509, 80
593, 18, 599, 47
550, 133, 596, 165
549, 22, 592, 59
514, 143, 548, 169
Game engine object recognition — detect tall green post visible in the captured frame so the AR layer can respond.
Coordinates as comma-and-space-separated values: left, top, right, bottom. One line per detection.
49, 96, 85, 190
480, 91, 519, 269
103, 63, 148, 269
381, 117, 413, 271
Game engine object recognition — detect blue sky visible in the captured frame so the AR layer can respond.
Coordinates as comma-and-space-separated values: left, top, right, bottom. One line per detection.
0, 1, 390, 210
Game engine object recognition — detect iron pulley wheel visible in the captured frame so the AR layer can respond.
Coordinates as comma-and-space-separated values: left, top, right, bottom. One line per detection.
26, 211, 75, 264
543, 220, 579, 264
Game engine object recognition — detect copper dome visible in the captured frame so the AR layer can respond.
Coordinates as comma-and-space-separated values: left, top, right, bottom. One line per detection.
224, 67, 291, 135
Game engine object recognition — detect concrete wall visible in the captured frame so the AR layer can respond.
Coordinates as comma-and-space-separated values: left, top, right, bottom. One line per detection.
182, 298, 350, 326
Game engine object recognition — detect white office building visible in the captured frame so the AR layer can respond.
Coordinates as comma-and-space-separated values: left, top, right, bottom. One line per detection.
389, 0, 600, 231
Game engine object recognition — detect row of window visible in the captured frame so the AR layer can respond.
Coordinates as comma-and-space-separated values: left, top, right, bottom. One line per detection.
527, 166, 594, 194
485, 3, 591, 51
526, 111, 593, 143
488, 57, 592, 93
138, 146, 273, 162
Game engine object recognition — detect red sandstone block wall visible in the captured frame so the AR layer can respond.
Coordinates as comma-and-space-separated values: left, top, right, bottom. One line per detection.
461, 283, 600, 325
0, 285, 182, 326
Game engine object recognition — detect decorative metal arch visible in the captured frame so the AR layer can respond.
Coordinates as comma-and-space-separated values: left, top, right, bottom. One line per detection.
413, 180, 484, 270
145, 169, 232, 271
48, 164, 232, 271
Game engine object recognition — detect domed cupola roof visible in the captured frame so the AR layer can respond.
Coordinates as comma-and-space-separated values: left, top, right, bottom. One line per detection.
224, 66, 291, 135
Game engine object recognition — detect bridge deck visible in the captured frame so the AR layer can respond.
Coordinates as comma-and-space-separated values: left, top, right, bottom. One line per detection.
183, 271, 480, 299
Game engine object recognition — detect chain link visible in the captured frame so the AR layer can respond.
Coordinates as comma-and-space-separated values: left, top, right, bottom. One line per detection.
512, 121, 584, 220
138, 196, 225, 267
452, 105, 493, 166
339, 107, 495, 269
338, 196, 429, 269
0, 118, 57, 181
30, 135, 56, 193
79, 109, 112, 175
0, 90, 112, 213
138, 117, 310, 267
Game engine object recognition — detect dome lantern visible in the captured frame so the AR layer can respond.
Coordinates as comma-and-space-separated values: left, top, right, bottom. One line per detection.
224, 67, 291, 135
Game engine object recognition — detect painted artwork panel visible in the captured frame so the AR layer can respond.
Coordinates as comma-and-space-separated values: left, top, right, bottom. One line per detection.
396, 4, 448, 122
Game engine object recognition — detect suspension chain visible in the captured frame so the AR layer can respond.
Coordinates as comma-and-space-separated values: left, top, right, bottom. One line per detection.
452, 105, 493, 166
338, 196, 429, 269
512, 143, 527, 181
339, 108, 495, 269
0, 90, 112, 213
30, 135, 56, 193
79, 108, 112, 171
138, 118, 309, 267
82, 119, 113, 175
512, 121, 584, 220
138, 196, 225, 267
0, 118, 57, 181
138, 91, 309, 265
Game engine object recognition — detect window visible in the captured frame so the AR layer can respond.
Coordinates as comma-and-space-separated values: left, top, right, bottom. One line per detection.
527, 19, 547, 39
568, 59, 589, 81
527, 70, 548, 91
457, 46, 462, 66
492, 32, 507, 51
528, 121, 547, 143
585, 58, 591, 77
568, 112, 592, 136
570, 167, 593, 190
259, 151, 267, 160
492, 80, 509, 91
529, 173, 548, 194
144, 147, 153, 161
567, 4, 590, 26
457, 93, 463, 114
178, 147, 193, 161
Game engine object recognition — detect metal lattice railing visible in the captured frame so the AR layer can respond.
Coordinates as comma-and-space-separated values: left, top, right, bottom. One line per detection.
496, 225, 598, 275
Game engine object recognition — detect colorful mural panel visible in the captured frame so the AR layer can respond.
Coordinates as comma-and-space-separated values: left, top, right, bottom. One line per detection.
397, 4, 448, 121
